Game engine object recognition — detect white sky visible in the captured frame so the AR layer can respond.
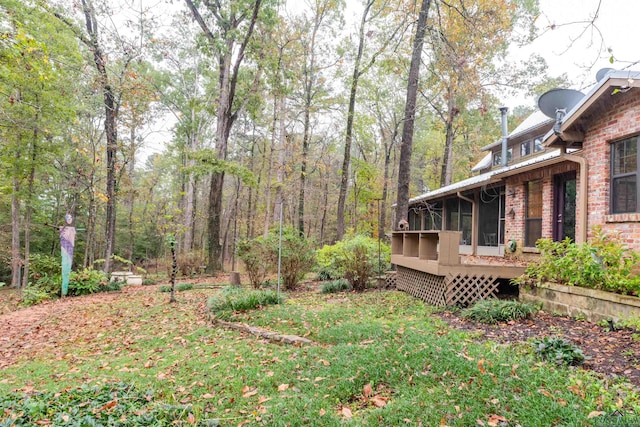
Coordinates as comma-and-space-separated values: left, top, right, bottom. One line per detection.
504, 0, 639, 107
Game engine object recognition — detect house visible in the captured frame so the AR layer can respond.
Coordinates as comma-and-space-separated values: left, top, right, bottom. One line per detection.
391, 69, 640, 306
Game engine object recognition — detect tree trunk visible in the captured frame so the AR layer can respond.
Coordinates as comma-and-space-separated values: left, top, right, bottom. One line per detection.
21, 136, 38, 288
440, 93, 457, 187
395, 0, 431, 228
127, 125, 136, 261
11, 176, 21, 288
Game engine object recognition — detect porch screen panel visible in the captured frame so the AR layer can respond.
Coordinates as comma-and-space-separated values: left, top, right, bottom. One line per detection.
612, 137, 638, 213
525, 180, 543, 247
424, 202, 443, 230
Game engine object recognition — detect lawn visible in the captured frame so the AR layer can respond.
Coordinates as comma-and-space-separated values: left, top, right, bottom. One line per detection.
1, 283, 639, 426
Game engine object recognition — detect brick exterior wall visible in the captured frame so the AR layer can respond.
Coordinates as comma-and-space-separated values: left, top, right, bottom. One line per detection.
582, 88, 640, 250
504, 88, 640, 252
504, 162, 578, 250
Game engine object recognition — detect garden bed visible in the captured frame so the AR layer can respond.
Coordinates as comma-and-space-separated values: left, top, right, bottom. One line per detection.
520, 282, 640, 323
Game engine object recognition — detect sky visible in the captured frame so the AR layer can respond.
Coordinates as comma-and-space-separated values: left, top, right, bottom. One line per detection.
505, 0, 639, 107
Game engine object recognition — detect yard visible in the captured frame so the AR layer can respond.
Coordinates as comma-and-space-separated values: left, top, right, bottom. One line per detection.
1, 281, 639, 426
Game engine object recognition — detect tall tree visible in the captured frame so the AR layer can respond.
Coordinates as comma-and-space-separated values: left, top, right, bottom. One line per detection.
394, 0, 431, 228
183, 0, 274, 272
335, 0, 406, 240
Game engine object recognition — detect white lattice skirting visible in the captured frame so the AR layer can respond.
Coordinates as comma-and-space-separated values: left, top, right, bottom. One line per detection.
396, 266, 497, 307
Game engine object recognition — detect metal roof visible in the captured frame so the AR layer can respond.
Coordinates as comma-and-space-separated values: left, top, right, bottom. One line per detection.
410, 149, 563, 204
471, 152, 492, 172
481, 111, 552, 151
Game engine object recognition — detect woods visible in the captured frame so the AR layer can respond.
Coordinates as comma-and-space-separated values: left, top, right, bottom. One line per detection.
1, 0, 554, 283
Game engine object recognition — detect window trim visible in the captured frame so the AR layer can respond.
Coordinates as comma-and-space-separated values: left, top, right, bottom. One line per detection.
525, 179, 543, 247
610, 135, 640, 214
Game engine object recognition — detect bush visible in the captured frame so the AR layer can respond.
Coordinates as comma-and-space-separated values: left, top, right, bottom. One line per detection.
21, 286, 52, 307
237, 239, 267, 288
517, 227, 640, 295
68, 268, 109, 296
321, 279, 352, 294
142, 278, 157, 286
263, 227, 315, 290
316, 235, 391, 291
461, 299, 538, 324
533, 336, 585, 365
208, 287, 283, 318
176, 283, 193, 291
177, 252, 205, 277
28, 253, 61, 280
159, 285, 171, 293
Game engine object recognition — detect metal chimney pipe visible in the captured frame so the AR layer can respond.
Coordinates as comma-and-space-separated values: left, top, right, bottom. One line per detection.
500, 107, 508, 167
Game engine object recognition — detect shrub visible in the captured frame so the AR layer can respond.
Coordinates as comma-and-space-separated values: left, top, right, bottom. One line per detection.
237, 239, 267, 288
461, 299, 538, 324
316, 234, 391, 285
321, 279, 352, 294
68, 268, 108, 296
176, 283, 193, 291
159, 285, 171, 293
518, 227, 640, 295
263, 227, 315, 290
21, 286, 52, 307
208, 287, 283, 318
177, 252, 205, 277
28, 253, 61, 279
533, 336, 585, 365
142, 278, 157, 286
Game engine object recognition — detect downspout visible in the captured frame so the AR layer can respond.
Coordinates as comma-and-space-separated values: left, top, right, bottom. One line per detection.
457, 191, 476, 255
562, 150, 588, 244
500, 107, 508, 167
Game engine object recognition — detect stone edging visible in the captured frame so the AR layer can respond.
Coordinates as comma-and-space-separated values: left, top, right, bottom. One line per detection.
213, 319, 316, 346
520, 282, 640, 322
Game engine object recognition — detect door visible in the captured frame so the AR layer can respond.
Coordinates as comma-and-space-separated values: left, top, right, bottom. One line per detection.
553, 172, 576, 242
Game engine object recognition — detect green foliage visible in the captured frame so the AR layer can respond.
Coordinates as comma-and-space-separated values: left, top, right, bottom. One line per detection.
0, 382, 209, 425
263, 227, 315, 290
142, 278, 157, 286
68, 269, 109, 296
176, 283, 194, 291
533, 336, 585, 366
321, 279, 352, 294
237, 238, 267, 288
517, 227, 640, 295
20, 286, 52, 307
316, 234, 391, 289
461, 299, 538, 324
207, 287, 283, 319
28, 254, 61, 280
316, 234, 391, 280
159, 283, 193, 293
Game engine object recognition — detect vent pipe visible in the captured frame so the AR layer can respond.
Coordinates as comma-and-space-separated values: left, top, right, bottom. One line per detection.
500, 107, 508, 167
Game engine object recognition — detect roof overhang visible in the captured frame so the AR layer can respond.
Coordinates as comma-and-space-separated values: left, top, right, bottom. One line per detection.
545, 72, 640, 147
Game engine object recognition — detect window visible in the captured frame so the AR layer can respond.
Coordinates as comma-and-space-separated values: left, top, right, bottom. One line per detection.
534, 137, 543, 153
521, 140, 531, 157
611, 136, 639, 213
525, 180, 543, 247
493, 148, 513, 166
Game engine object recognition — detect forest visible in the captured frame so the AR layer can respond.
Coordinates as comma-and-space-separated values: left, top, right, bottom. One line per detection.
1, 0, 565, 286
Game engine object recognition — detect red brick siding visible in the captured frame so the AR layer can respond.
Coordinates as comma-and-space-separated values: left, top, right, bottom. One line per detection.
582, 88, 640, 250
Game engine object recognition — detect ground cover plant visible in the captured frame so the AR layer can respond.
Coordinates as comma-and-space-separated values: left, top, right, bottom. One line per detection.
321, 278, 352, 294
1, 285, 639, 426
461, 298, 538, 324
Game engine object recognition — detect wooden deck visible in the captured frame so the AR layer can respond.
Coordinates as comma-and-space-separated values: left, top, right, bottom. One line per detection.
391, 231, 527, 306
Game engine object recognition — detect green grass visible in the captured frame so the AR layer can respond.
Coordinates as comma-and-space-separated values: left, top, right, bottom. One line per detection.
461, 298, 539, 324
207, 287, 283, 319
1, 288, 638, 426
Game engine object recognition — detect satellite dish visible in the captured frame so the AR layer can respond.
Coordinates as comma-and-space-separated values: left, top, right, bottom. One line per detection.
537, 88, 585, 119
596, 67, 614, 82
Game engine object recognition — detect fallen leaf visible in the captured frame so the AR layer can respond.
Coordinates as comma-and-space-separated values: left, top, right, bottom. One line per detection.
187, 413, 196, 424
242, 387, 257, 398
363, 383, 373, 398
341, 406, 353, 419
538, 388, 552, 397
487, 414, 507, 426
277, 383, 289, 392
319, 408, 326, 416
588, 411, 604, 419
257, 396, 271, 404
371, 396, 388, 408
202, 393, 215, 399
477, 359, 486, 374
477, 420, 485, 426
